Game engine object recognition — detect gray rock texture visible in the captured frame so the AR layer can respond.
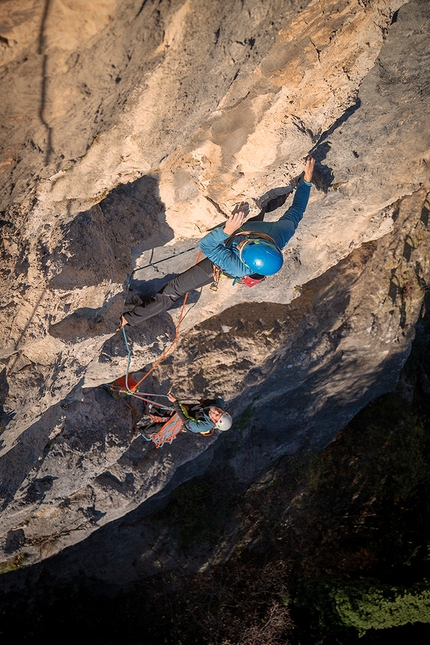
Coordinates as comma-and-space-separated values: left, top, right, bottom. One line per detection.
0, 0, 429, 572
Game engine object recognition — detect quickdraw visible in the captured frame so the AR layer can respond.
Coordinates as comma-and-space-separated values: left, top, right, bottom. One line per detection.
210, 261, 265, 290
210, 265, 223, 292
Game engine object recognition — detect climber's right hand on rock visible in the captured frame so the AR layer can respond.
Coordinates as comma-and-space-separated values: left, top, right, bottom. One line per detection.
224, 201, 249, 235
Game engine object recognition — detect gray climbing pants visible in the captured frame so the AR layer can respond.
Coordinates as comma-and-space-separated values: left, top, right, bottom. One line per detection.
123, 258, 214, 326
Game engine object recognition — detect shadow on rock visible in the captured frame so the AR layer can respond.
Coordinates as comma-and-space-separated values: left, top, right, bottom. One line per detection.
49, 175, 173, 290
49, 294, 124, 342
99, 312, 176, 361
0, 368, 12, 432
309, 142, 335, 192
125, 273, 177, 303
255, 187, 294, 212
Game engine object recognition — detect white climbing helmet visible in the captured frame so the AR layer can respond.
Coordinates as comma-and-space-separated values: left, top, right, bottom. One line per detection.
216, 412, 233, 431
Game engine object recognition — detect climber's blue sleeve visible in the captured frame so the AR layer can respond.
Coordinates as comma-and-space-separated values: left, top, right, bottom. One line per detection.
199, 180, 311, 276
199, 226, 250, 277
279, 180, 311, 225
242, 180, 311, 249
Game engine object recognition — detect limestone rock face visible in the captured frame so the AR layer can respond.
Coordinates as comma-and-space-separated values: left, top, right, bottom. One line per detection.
0, 0, 429, 570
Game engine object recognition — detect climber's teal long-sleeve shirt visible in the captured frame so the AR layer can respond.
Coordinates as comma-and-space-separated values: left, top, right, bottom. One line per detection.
172, 398, 225, 434
199, 180, 311, 277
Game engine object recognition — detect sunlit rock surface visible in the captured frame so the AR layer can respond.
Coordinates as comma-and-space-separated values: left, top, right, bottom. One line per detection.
0, 0, 429, 570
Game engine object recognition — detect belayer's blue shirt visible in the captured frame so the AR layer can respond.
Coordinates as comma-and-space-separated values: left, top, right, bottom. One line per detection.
199, 180, 311, 278
172, 398, 226, 434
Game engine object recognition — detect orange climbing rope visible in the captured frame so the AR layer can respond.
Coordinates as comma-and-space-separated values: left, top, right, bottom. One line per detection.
143, 412, 185, 448
104, 250, 203, 436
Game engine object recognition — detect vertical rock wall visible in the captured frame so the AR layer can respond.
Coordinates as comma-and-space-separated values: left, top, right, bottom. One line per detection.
0, 0, 429, 568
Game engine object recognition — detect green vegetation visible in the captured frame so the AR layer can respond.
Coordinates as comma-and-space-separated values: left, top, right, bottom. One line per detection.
163, 471, 237, 549
0, 553, 27, 575
298, 578, 430, 635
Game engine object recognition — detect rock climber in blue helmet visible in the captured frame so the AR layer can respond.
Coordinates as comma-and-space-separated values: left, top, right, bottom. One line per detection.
118, 156, 314, 329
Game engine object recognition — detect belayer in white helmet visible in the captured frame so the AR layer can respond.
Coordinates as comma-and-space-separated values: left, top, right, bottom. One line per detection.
166, 393, 232, 435
215, 411, 233, 431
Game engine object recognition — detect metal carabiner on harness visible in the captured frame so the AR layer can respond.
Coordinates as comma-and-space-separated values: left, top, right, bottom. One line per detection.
210, 265, 223, 292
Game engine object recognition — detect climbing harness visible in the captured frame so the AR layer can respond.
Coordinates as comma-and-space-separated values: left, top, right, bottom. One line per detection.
210, 262, 266, 290
139, 401, 217, 447
230, 229, 280, 249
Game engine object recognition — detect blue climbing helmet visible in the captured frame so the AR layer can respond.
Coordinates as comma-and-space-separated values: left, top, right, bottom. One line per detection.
239, 238, 283, 276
